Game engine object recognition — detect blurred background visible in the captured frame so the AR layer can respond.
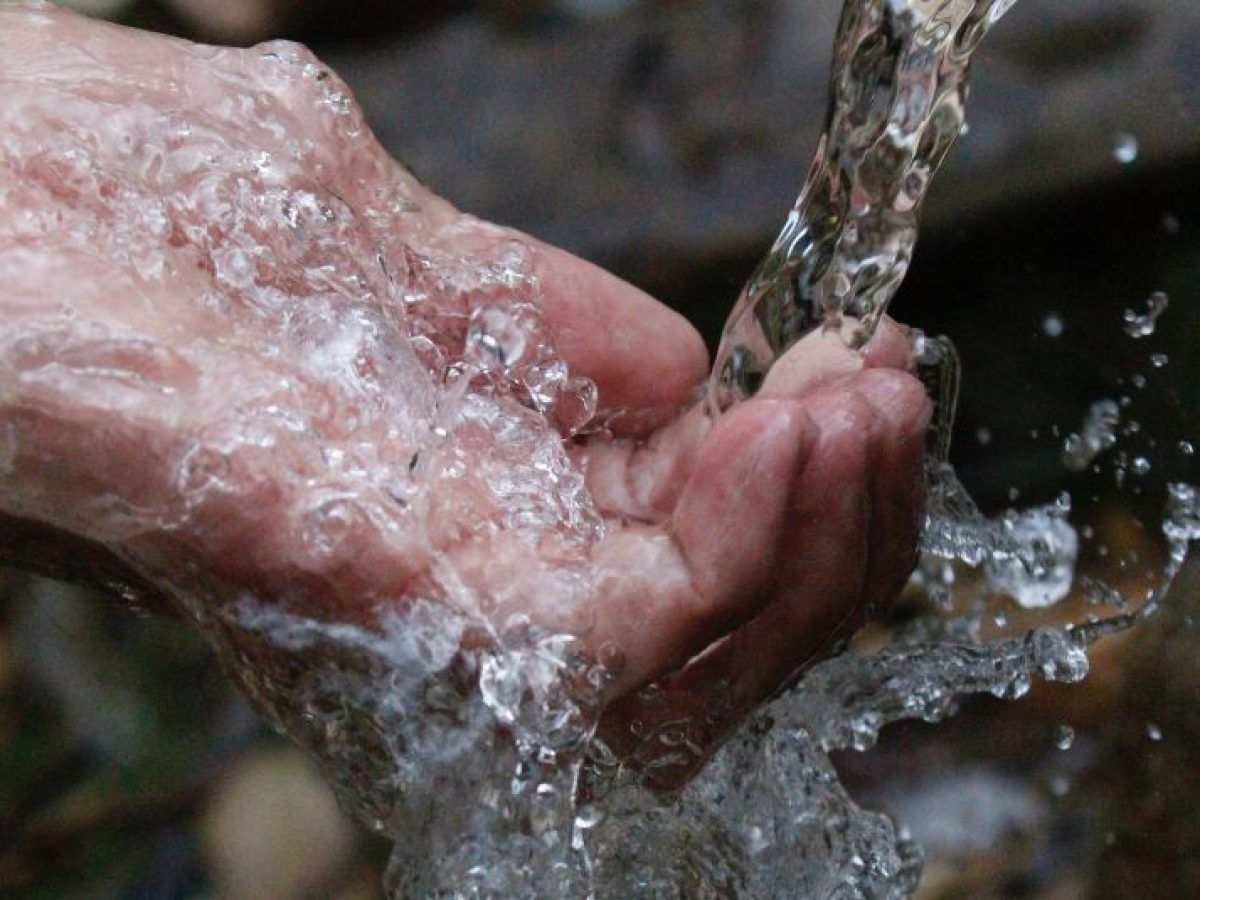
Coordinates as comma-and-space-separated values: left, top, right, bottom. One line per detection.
0, 0, 1198, 897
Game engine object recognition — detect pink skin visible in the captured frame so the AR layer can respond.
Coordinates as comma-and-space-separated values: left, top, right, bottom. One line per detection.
0, 6, 929, 785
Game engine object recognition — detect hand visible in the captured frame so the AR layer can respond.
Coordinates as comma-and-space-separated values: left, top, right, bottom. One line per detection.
0, 6, 930, 787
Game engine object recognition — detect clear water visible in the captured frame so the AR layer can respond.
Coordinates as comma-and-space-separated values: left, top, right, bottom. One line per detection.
1, 2, 1198, 897
709, 0, 1017, 409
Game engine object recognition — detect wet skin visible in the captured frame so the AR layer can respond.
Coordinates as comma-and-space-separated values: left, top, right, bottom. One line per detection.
0, 5, 929, 786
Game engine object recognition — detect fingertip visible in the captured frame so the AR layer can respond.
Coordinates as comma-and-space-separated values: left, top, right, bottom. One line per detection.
849, 369, 930, 618
862, 316, 915, 371
757, 328, 864, 399
851, 367, 932, 437
672, 397, 811, 632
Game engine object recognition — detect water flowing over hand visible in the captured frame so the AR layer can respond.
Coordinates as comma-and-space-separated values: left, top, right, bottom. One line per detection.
0, 1, 930, 801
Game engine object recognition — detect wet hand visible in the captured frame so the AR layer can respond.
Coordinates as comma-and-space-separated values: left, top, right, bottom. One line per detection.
0, 6, 930, 787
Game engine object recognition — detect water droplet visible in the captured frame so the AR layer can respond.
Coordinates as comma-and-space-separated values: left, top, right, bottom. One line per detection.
1178, 440, 1195, 456
975, 426, 992, 445
1130, 457, 1151, 476
1163, 483, 1200, 543
574, 803, 604, 830
1145, 722, 1163, 741
743, 825, 771, 856
1055, 724, 1075, 750
1123, 291, 1169, 338
1112, 133, 1139, 164
1041, 312, 1064, 337
1061, 399, 1120, 471
1150, 352, 1169, 368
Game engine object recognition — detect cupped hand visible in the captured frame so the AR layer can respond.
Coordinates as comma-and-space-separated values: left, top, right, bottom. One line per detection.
0, 5, 929, 786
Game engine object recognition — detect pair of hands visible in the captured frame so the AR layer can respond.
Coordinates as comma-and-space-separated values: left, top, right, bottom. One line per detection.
0, 5, 929, 786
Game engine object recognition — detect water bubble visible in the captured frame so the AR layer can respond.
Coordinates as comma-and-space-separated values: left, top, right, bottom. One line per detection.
1163, 483, 1200, 543
465, 305, 527, 370
1123, 291, 1169, 338
1061, 399, 1120, 471
574, 803, 604, 830
1112, 133, 1139, 164
1041, 312, 1065, 337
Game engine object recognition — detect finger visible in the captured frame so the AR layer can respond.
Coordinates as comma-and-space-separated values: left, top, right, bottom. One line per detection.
756, 328, 865, 399
602, 368, 930, 787
530, 241, 709, 435
576, 314, 920, 523
599, 387, 875, 785
862, 316, 915, 371
755, 314, 916, 401
582, 398, 812, 698
852, 368, 931, 616
574, 402, 709, 522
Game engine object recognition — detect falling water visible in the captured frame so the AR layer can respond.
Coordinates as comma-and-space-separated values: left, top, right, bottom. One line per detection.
710, 0, 1017, 410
